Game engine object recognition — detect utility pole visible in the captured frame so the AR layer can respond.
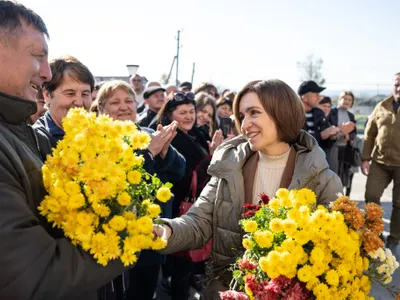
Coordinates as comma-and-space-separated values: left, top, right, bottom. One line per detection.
191, 62, 195, 85
176, 30, 180, 87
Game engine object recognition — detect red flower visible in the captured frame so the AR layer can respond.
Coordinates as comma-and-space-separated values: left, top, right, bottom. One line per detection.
219, 290, 249, 300
260, 192, 270, 204
238, 259, 258, 271
244, 210, 256, 218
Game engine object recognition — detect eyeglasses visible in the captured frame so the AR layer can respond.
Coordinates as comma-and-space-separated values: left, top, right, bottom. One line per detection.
173, 92, 195, 102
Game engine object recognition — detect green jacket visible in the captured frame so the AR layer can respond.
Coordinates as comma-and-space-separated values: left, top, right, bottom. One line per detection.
362, 96, 400, 167
161, 131, 342, 275
0, 92, 129, 300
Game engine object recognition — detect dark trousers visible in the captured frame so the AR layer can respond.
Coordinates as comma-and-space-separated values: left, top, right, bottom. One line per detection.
365, 161, 400, 243
125, 264, 160, 300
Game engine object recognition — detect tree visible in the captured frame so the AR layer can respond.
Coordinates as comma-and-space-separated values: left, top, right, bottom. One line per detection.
297, 54, 326, 85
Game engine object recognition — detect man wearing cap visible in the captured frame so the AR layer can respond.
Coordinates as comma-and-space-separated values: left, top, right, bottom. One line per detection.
298, 80, 340, 146
137, 86, 166, 128
180, 81, 192, 93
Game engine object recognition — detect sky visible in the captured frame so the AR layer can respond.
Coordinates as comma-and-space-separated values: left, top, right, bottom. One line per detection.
25, 0, 398, 94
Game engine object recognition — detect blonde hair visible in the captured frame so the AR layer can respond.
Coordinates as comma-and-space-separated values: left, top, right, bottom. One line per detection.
96, 80, 136, 112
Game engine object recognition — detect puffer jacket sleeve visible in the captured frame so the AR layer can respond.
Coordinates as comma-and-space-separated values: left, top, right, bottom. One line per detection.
316, 169, 343, 205
0, 151, 129, 300
160, 176, 218, 254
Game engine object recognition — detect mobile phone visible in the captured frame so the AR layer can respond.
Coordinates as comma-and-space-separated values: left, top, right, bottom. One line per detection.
219, 117, 232, 138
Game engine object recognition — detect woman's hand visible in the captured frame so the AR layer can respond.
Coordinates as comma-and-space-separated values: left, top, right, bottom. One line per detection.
148, 122, 178, 157
160, 122, 178, 159
208, 129, 224, 155
153, 224, 172, 241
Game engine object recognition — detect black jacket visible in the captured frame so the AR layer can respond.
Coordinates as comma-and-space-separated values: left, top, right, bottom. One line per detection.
0, 92, 129, 300
303, 107, 334, 149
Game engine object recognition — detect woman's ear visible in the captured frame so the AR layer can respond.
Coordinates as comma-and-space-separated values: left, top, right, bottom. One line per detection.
42, 89, 51, 108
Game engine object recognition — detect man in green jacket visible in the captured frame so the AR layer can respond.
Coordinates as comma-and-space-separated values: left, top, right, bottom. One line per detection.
0, 2, 131, 299
362, 72, 400, 254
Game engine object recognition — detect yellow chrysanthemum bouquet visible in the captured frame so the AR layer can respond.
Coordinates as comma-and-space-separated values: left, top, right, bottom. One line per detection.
38, 108, 171, 266
220, 189, 400, 300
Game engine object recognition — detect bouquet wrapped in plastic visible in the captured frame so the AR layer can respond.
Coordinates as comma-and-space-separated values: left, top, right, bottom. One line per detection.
39, 108, 171, 266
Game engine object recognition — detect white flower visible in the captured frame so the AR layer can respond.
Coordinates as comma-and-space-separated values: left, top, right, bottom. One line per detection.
383, 275, 392, 284
377, 248, 386, 261
377, 264, 389, 274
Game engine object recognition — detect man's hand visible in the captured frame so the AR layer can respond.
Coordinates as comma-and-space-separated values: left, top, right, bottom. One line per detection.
361, 160, 370, 176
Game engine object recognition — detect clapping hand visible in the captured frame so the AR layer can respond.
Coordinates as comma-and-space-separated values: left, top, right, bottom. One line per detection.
148, 121, 178, 158
208, 129, 224, 155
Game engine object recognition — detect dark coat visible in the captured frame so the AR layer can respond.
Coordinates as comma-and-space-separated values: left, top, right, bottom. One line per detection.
0, 92, 129, 300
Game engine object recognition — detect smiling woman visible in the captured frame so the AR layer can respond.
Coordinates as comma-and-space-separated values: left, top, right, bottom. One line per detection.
96, 80, 137, 121
154, 79, 343, 299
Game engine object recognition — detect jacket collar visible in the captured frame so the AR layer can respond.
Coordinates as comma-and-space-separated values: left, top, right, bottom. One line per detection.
0, 91, 37, 125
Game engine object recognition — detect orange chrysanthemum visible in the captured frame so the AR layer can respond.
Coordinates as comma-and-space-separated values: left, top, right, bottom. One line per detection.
363, 230, 384, 253
332, 196, 358, 212
367, 219, 385, 235
365, 203, 384, 221
344, 208, 365, 230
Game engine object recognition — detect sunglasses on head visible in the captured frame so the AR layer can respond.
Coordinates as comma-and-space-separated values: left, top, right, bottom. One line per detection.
173, 92, 195, 102
167, 92, 196, 111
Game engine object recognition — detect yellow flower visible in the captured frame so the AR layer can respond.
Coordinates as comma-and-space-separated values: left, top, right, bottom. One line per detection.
298, 265, 313, 282
136, 216, 153, 235
242, 238, 253, 250
293, 230, 310, 246
156, 187, 172, 203
109, 216, 127, 231
68, 193, 85, 209
151, 237, 167, 250
276, 188, 289, 200
313, 283, 329, 298
282, 219, 297, 235
243, 220, 258, 233
127, 170, 142, 185
121, 251, 138, 267
254, 230, 274, 248
147, 204, 161, 218
270, 218, 283, 233
287, 208, 301, 221
268, 197, 281, 211
65, 181, 81, 196
325, 269, 339, 287
311, 246, 325, 263
117, 192, 131, 206
92, 202, 111, 217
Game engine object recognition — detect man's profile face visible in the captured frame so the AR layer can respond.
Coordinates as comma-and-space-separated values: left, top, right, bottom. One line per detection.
392, 75, 400, 101
43, 74, 92, 128
0, 22, 52, 101
304, 92, 321, 108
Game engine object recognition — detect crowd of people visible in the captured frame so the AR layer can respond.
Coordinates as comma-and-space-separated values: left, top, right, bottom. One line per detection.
1, 1, 399, 300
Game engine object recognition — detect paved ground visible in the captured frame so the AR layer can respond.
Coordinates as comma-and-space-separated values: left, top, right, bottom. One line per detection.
157, 172, 399, 299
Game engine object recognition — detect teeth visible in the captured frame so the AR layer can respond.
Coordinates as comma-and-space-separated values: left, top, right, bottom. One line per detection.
247, 132, 258, 138
30, 84, 38, 90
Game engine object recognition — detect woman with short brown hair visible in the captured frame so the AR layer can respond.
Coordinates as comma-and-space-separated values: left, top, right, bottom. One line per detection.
156, 79, 343, 298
